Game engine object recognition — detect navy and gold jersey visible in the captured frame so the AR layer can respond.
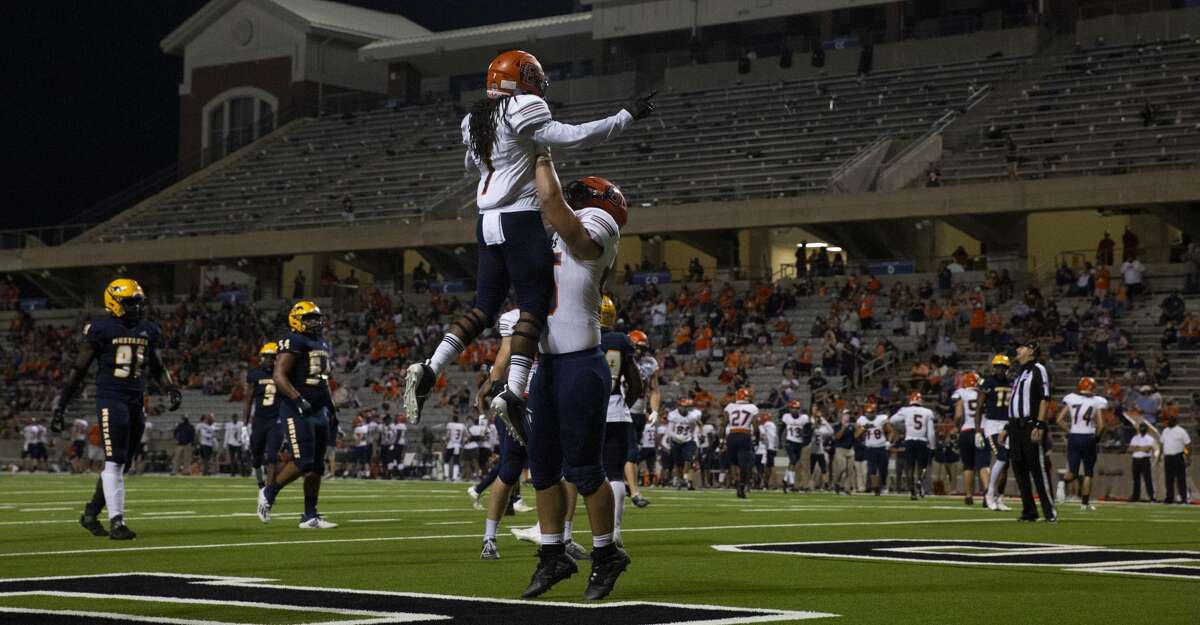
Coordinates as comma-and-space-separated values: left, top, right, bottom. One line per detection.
981, 374, 1012, 422
83, 315, 161, 400
278, 331, 333, 408
247, 367, 280, 424
601, 331, 633, 396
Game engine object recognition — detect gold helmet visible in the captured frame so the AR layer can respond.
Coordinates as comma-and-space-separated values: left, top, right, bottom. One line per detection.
990, 354, 1011, 368
599, 295, 617, 329
103, 278, 146, 320
259, 341, 279, 356
288, 301, 324, 333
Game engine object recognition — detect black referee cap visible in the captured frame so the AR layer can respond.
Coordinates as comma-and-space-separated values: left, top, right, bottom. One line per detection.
1019, 339, 1041, 356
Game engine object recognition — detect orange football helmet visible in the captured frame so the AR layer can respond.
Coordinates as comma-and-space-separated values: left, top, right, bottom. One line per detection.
485, 50, 548, 99
1077, 377, 1097, 394
908, 391, 923, 405
736, 387, 753, 402
678, 398, 694, 408
787, 399, 802, 410
961, 372, 980, 388
564, 176, 628, 227
628, 329, 649, 348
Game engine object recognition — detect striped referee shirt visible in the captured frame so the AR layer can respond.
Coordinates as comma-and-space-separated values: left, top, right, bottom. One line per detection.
1009, 362, 1050, 422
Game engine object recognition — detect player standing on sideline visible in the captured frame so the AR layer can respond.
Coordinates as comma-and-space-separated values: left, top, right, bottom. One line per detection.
224, 413, 245, 477
625, 329, 658, 507
404, 50, 656, 439
724, 389, 760, 499
760, 411, 780, 491
1008, 341, 1057, 522
667, 398, 702, 489
952, 372, 985, 505
70, 417, 89, 474
782, 400, 809, 493
891, 392, 936, 500
1057, 377, 1108, 511
443, 415, 467, 481
981, 354, 1013, 511
52, 279, 183, 539
518, 154, 630, 600
257, 301, 338, 529
855, 399, 893, 495
600, 296, 643, 546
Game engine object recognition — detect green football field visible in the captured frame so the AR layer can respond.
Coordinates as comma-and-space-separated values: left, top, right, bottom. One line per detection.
0, 474, 1197, 625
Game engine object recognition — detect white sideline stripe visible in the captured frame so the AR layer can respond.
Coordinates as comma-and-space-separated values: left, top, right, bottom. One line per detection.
348, 518, 402, 523
424, 521, 472, 525
3, 494, 458, 506
0, 507, 473, 526
0, 607, 253, 625
0, 517, 1017, 559
0, 590, 410, 619
17, 507, 71, 512
141, 511, 196, 516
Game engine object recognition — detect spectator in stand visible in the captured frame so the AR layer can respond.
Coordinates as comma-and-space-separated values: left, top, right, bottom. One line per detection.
969, 301, 986, 349
1159, 291, 1186, 325
1180, 313, 1200, 349
934, 334, 959, 368
1120, 254, 1146, 305
907, 301, 927, 347
1122, 226, 1139, 263
1097, 232, 1116, 266
1055, 262, 1075, 296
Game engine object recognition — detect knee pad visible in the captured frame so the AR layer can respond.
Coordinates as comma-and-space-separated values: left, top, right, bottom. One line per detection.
450, 308, 492, 343
564, 463, 605, 496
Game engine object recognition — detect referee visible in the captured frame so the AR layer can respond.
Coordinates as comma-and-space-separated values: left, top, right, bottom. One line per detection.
1008, 340, 1057, 522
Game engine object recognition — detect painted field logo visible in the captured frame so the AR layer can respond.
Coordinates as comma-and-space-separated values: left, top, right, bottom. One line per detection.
0, 572, 836, 624
713, 539, 1200, 580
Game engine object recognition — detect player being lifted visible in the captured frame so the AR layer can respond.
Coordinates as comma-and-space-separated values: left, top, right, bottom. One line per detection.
981, 354, 1013, 511
724, 388, 760, 499
52, 279, 183, 540
247, 342, 283, 490
405, 50, 656, 439
256, 301, 338, 529
625, 329, 658, 507
517, 153, 630, 600
891, 392, 936, 500
600, 296, 643, 546
952, 372, 985, 505
1056, 377, 1108, 511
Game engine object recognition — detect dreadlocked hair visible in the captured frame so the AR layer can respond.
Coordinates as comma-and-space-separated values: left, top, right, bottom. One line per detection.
468, 97, 509, 172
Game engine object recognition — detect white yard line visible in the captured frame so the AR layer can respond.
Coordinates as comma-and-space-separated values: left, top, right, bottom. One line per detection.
16, 507, 72, 512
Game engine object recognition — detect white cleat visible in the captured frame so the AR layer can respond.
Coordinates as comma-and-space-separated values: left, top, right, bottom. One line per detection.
1080, 504, 1096, 511
984, 494, 998, 511
256, 488, 272, 524
995, 498, 1011, 512
298, 515, 338, 529
513, 498, 535, 513
468, 486, 483, 511
510, 525, 541, 543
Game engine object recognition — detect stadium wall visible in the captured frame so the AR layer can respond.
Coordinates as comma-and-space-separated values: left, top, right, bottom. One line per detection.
1076, 7, 1200, 44
662, 27, 1038, 91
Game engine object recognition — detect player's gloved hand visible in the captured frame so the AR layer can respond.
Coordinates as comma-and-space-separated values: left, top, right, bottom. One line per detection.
167, 385, 183, 411
297, 397, 315, 417
627, 90, 657, 120
974, 432, 984, 449
50, 398, 66, 434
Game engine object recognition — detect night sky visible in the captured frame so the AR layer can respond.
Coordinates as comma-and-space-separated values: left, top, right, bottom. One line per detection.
9, 0, 575, 231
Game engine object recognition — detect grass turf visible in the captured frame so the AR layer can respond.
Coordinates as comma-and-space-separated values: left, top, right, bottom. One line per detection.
0, 473, 1197, 624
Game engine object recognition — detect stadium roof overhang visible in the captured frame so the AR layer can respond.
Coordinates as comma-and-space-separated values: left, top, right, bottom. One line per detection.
161, 0, 432, 55
3, 169, 1198, 272
359, 13, 592, 62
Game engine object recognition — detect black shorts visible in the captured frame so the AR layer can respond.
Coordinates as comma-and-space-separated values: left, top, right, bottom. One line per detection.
958, 431, 988, 471
27, 443, 48, 461
904, 439, 930, 469
250, 417, 284, 465
353, 445, 371, 464
1067, 433, 1098, 477
474, 210, 556, 324
603, 422, 633, 482
785, 441, 806, 466
629, 413, 647, 463
809, 452, 827, 474
282, 407, 331, 475
865, 446, 889, 477
670, 441, 697, 469
495, 417, 528, 486
72, 440, 85, 459
527, 347, 611, 495
986, 432, 1008, 463
725, 432, 754, 474
199, 445, 214, 461
97, 395, 145, 466
443, 447, 462, 465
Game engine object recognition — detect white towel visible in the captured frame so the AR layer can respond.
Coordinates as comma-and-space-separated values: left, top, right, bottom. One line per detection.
481, 212, 505, 246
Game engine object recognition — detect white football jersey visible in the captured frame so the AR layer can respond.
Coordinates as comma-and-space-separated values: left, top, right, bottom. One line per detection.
22, 425, 38, 447
951, 387, 981, 432
541, 207, 620, 355
810, 419, 834, 455
667, 409, 701, 443
856, 414, 891, 448
760, 420, 779, 450
463, 95, 632, 214
445, 422, 467, 449
890, 406, 936, 442
656, 424, 671, 450
782, 413, 810, 443
395, 422, 408, 446
240, 423, 250, 447
640, 424, 657, 448
224, 422, 243, 446
724, 402, 760, 434
381, 423, 399, 446
629, 355, 659, 414
72, 418, 89, 441
1063, 393, 1109, 435
354, 425, 369, 447
466, 424, 485, 450
197, 423, 216, 446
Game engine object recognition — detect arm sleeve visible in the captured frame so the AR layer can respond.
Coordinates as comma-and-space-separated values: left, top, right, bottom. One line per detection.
531, 110, 633, 149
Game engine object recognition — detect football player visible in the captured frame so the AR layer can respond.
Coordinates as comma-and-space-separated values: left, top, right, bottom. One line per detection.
808, 407, 834, 491
891, 392, 936, 500
1056, 377, 1108, 511
855, 399, 893, 496
52, 278, 183, 539
952, 372, 985, 505
257, 301, 338, 529
246, 342, 283, 490
637, 410, 658, 488
781, 400, 810, 493
724, 388, 759, 499
405, 51, 656, 442
443, 415, 467, 481
625, 329, 658, 507
600, 296, 643, 546
517, 155, 631, 600
759, 411, 779, 490
981, 354, 1013, 511
667, 398, 702, 490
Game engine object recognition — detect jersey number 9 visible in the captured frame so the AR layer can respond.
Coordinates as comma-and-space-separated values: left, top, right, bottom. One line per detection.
113, 345, 146, 379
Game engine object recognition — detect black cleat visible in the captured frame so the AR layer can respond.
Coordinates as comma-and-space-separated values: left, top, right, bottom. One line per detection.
631, 494, 650, 508
583, 546, 631, 600
403, 362, 436, 424
1016, 515, 1038, 523
80, 513, 108, 537
490, 387, 527, 446
964, 496, 974, 506
108, 516, 136, 541
521, 548, 578, 598
736, 484, 747, 499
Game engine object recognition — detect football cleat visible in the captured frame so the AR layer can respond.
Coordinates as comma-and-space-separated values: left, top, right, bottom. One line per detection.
480, 538, 500, 560
521, 548, 578, 599
631, 494, 650, 508
995, 499, 1012, 512
468, 486, 483, 511
964, 496, 974, 506
257, 488, 272, 523
298, 515, 338, 529
985, 494, 998, 510
583, 546, 631, 600
108, 516, 136, 541
1043, 514, 1059, 523
511, 525, 541, 543
403, 363, 435, 425
513, 498, 535, 513
565, 540, 591, 561
489, 388, 526, 446
1080, 504, 1096, 511
1016, 515, 1038, 523
80, 512, 108, 537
